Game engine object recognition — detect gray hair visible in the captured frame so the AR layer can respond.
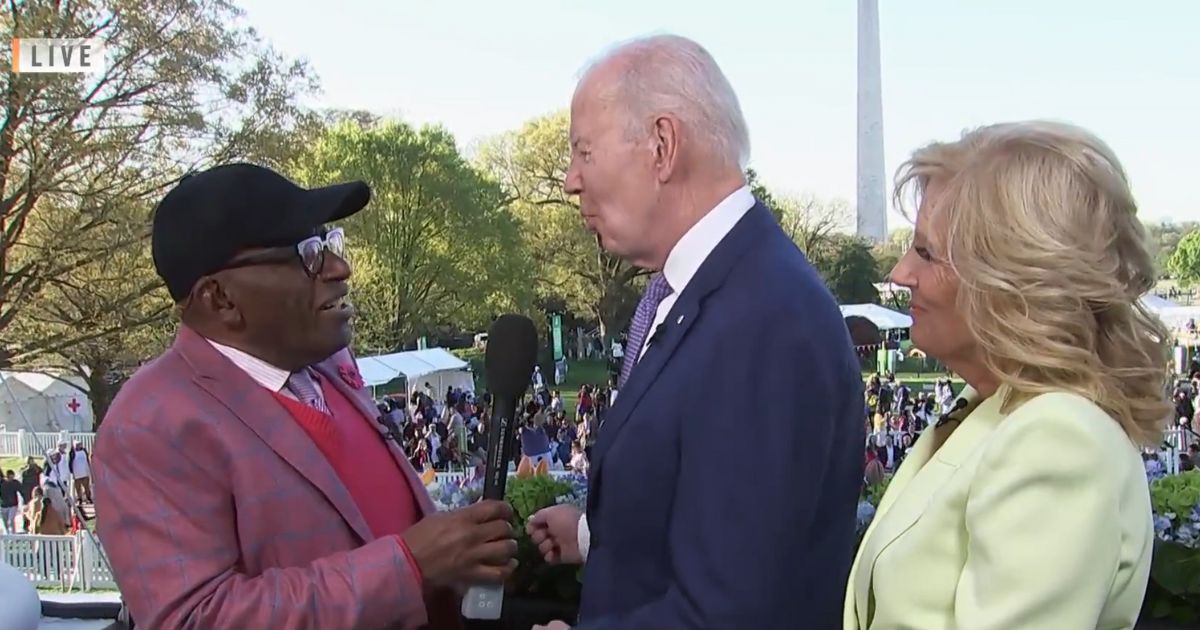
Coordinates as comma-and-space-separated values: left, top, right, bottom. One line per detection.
581, 34, 751, 170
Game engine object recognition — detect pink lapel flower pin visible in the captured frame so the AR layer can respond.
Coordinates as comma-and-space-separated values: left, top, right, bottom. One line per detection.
338, 364, 364, 390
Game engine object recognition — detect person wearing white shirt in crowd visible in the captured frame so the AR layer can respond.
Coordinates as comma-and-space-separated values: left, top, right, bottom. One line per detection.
41, 449, 71, 524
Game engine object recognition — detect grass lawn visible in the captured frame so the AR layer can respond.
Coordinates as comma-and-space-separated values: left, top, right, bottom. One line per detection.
549, 360, 613, 419
1, 455, 25, 474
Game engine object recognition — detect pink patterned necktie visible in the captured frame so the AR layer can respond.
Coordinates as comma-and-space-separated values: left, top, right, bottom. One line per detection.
287, 368, 330, 414
619, 274, 673, 389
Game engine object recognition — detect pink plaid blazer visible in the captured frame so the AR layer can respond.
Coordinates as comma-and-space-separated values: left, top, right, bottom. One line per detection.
93, 326, 442, 630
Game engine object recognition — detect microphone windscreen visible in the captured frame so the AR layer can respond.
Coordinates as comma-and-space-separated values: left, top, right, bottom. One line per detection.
485, 314, 539, 398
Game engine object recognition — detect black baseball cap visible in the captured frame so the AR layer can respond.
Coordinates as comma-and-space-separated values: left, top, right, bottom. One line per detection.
151, 163, 371, 302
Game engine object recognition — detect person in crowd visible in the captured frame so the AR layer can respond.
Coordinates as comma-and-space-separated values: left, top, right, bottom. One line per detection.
863, 450, 885, 487
0, 470, 21, 534
1174, 389, 1194, 427
91, 163, 517, 629
529, 34, 863, 630
24, 486, 66, 536
556, 425, 574, 464
44, 444, 71, 488
1144, 452, 1166, 479
576, 384, 592, 419
40, 450, 70, 523
568, 440, 590, 476
68, 440, 92, 504
519, 408, 554, 468
846, 121, 1168, 629
898, 433, 914, 464
550, 390, 564, 416
18, 456, 40, 504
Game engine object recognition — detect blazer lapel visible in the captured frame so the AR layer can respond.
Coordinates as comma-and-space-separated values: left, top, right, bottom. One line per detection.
174, 327, 375, 543
592, 297, 699, 467
852, 386, 1010, 625
313, 349, 436, 517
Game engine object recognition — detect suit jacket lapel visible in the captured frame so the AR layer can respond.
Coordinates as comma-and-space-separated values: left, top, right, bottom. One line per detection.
174, 327, 375, 543
313, 348, 436, 517
592, 298, 699, 466
852, 386, 1009, 625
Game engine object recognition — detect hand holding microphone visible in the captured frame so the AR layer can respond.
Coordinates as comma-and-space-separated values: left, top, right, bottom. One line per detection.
402, 499, 517, 587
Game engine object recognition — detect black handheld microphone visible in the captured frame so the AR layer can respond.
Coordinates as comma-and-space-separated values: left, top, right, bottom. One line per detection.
462, 314, 538, 620
935, 398, 970, 428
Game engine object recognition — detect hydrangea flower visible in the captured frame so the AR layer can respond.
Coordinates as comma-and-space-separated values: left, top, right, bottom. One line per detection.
856, 500, 876, 534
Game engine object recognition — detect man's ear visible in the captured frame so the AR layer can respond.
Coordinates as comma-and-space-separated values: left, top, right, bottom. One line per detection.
196, 275, 244, 329
652, 114, 680, 183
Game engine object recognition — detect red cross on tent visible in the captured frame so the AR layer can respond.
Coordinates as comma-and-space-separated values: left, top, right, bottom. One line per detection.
67, 398, 81, 414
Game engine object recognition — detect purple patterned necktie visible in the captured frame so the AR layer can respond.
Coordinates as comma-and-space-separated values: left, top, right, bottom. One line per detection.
619, 274, 674, 389
287, 368, 330, 414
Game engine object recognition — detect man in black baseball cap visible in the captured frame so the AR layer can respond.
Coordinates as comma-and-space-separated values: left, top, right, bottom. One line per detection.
151, 162, 369, 369
92, 163, 518, 629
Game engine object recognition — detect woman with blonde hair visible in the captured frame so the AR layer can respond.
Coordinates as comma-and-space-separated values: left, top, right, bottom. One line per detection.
845, 121, 1169, 629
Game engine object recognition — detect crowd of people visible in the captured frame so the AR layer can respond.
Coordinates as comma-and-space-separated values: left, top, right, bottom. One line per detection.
372, 376, 615, 477
860, 366, 1200, 485
0, 440, 92, 535
862, 372, 958, 483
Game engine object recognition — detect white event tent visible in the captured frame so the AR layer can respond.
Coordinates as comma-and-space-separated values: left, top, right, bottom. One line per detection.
1139, 294, 1200, 330
355, 348, 475, 398
839, 303, 913, 330
0, 370, 93, 433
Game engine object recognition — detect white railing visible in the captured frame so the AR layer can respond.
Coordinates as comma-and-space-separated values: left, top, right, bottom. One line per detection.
433, 470, 576, 485
0, 532, 115, 590
0, 430, 97, 458
1158, 427, 1194, 475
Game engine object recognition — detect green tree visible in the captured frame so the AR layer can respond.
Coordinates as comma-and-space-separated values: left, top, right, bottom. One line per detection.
820, 235, 882, 304
2, 0, 317, 363
3, 0, 316, 423
475, 111, 646, 339
871, 227, 913, 281
290, 119, 534, 354
746, 167, 780, 220
1146, 220, 1200, 278
776, 193, 852, 260
7, 200, 175, 425
1168, 230, 1200, 287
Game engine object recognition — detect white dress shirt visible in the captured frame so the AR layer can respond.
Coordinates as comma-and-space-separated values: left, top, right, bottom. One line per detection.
579, 185, 755, 560
207, 339, 322, 406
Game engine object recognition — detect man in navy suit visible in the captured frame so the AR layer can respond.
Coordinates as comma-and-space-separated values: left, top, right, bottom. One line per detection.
529, 34, 865, 629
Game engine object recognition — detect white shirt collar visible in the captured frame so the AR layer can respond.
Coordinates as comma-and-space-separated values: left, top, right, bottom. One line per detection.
206, 338, 291, 394
661, 185, 755, 293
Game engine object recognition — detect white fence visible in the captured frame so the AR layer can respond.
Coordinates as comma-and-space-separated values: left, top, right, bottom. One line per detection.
0, 430, 97, 458
1159, 427, 1195, 475
433, 469, 575, 486
0, 532, 116, 590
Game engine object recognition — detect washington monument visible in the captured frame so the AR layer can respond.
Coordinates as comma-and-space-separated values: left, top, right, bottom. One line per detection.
857, 0, 887, 243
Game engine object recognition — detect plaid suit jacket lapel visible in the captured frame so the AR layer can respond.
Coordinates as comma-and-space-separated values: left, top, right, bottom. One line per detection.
173, 326, 375, 543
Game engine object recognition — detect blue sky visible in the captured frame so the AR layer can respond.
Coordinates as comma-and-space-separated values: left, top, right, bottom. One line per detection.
235, 0, 1199, 228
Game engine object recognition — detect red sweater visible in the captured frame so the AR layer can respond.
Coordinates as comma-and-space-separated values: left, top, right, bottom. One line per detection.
272, 378, 461, 629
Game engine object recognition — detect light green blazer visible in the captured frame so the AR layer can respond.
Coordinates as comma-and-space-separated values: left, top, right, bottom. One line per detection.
844, 385, 1154, 630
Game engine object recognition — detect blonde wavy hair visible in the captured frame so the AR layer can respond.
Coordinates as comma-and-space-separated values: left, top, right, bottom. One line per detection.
894, 120, 1171, 446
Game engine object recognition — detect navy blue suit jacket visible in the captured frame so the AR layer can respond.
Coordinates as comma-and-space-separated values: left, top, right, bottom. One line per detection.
577, 202, 865, 629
